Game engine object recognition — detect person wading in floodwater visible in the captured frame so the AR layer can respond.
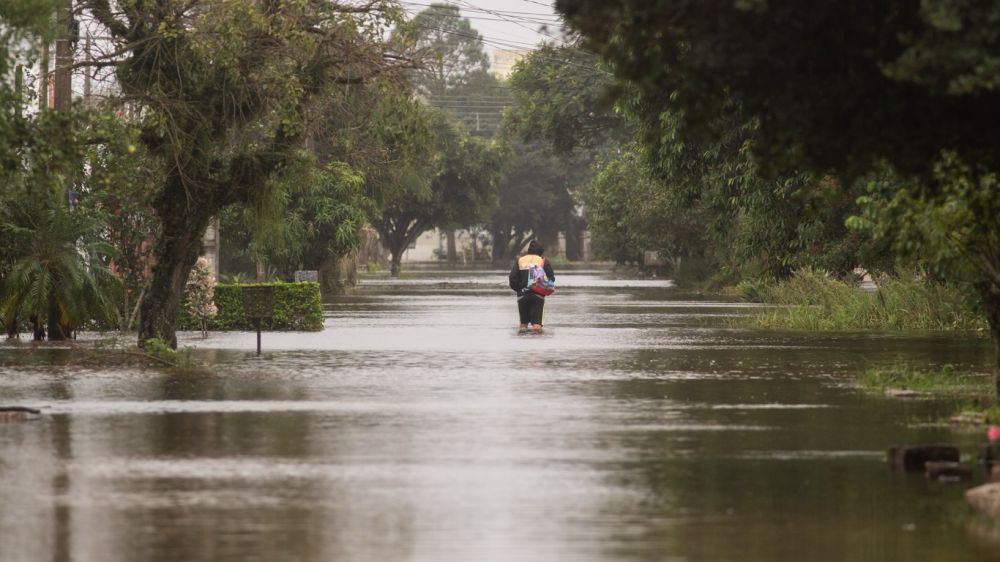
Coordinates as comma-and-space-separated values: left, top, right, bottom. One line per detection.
508, 240, 556, 333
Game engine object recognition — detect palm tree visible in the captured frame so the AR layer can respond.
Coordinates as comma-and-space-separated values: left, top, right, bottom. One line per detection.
0, 196, 121, 340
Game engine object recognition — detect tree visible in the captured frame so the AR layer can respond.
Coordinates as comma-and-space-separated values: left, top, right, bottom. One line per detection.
506, 42, 872, 277
508, 43, 624, 156
395, 4, 502, 261
377, 105, 505, 276
397, 3, 491, 96
0, 93, 129, 338
584, 148, 694, 267
222, 162, 374, 294
556, 0, 1000, 394
499, 44, 634, 263
80, 0, 403, 348
0, 186, 120, 340
82, 115, 160, 331
556, 1, 1000, 179
0, 0, 58, 336
489, 141, 580, 263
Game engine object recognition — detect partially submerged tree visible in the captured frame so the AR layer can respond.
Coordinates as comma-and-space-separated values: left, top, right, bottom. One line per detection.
81, 0, 404, 347
0, 90, 126, 339
376, 103, 505, 276
556, 0, 1000, 393
1, 181, 120, 340
489, 141, 579, 263
394, 4, 502, 261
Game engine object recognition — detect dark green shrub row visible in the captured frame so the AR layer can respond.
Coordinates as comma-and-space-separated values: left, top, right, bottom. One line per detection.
177, 282, 323, 332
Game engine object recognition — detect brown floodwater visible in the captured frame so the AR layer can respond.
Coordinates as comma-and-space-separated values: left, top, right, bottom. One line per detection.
0, 269, 997, 562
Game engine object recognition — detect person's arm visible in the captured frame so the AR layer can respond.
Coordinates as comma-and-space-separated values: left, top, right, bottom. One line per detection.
509, 261, 520, 292
544, 260, 555, 282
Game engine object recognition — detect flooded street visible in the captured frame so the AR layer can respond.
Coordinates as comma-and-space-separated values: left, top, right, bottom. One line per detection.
1, 269, 997, 561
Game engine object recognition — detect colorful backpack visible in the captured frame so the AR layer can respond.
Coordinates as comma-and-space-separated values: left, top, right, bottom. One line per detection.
527, 262, 555, 296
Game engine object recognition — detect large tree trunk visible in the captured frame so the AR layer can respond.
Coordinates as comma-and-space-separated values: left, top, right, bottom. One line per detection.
30, 315, 45, 341
382, 229, 407, 278
491, 225, 509, 263
537, 229, 561, 258
47, 0, 74, 340
46, 288, 71, 340
138, 186, 212, 349
979, 282, 1000, 399
446, 230, 458, 263
565, 218, 585, 261
317, 252, 357, 297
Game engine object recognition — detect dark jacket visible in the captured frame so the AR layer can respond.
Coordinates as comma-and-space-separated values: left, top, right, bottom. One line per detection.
508, 253, 555, 295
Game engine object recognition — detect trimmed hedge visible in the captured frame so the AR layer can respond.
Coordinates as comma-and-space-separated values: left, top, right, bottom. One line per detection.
178, 282, 323, 332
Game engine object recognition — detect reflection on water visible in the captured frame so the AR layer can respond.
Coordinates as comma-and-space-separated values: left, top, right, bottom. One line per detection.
0, 270, 995, 561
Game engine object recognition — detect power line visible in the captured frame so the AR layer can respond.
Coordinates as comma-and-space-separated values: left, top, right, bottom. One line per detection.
408, 23, 610, 77
451, 0, 569, 46
400, 1, 562, 20
515, 0, 557, 10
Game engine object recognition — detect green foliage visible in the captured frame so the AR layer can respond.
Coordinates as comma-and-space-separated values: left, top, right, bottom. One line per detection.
140, 337, 195, 369
584, 146, 709, 266
742, 269, 985, 332
79, 0, 404, 345
177, 282, 323, 332
506, 42, 882, 280
376, 102, 507, 274
80, 113, 160, 328
0, 192, 122, 335
396, 3, 491, 96
858, 364, 989, 395
508, 43, 625, 155
141, 336, 177, 362
557, 0, 1000, 391
556, 0, 1000, 179
0, 107, 127, 337
222, 162, 374, 288
851, 154, 1000, 288
489, 141, 578, 261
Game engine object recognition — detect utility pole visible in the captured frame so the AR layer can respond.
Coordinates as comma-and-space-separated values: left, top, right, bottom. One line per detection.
15, 64, 23, 119
47, 0, 76, 341
38, 43, 49, 111
53, 0, 73, 111
83, 34, 91, 99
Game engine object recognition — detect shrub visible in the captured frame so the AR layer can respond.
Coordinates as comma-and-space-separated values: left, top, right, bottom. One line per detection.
177, 281, 323, 332
185, 257, 217, 336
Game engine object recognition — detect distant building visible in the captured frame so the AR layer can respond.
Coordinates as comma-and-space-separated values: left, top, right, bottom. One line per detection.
491, 48, 530, 79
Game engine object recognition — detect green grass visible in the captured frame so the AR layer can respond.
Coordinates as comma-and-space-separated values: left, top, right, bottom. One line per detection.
738, 268, 986, 331
857, 363, 990, 395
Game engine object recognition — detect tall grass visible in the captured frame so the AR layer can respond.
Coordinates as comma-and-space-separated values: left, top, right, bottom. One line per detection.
739, 268, 986, 331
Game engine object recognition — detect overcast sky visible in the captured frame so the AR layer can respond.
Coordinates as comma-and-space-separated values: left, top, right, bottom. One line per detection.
399, 0, 567, 54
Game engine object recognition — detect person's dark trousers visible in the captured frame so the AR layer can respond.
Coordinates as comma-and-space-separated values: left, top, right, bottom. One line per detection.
517, 292, 545, 325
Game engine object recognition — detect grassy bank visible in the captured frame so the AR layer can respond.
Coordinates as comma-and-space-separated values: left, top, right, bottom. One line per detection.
738, 269, 986, 331
858, 364, 990, 395
857, 363, 1000, 426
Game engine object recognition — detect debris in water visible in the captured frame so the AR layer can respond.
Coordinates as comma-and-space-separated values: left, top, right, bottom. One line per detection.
887, 444, 960, 472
